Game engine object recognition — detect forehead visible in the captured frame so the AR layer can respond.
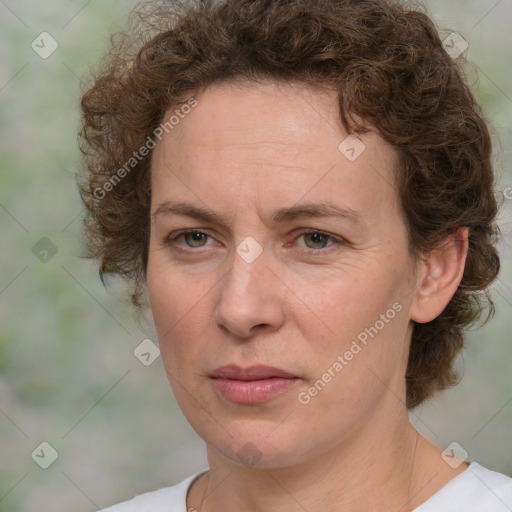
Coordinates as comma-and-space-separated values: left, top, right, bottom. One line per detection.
160, 79, 358, 156
150, 80, 398, 222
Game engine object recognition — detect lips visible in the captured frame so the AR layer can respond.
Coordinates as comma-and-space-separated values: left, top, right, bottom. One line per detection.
210, 365, 298, 380
209, 365, 301, 404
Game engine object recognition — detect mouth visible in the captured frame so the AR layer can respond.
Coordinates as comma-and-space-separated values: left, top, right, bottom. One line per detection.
209, 365, 301, 404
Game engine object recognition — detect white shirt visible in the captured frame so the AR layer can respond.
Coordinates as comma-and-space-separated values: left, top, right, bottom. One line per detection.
98, 461, 512, 511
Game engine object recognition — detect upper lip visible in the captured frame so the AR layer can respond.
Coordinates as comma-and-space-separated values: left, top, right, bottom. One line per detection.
210, 365, 298, 380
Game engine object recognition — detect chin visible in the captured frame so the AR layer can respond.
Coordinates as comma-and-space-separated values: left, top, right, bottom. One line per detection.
197, 419, 316, 469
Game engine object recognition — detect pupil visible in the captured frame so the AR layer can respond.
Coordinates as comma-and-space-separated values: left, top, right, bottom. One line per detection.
308, 233, 326, 248
187, 233, 205, 246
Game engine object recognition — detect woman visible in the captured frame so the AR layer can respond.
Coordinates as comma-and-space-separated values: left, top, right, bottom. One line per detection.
78, 0, 512, 510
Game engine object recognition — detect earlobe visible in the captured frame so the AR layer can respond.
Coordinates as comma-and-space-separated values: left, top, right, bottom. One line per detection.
410, 228, 469, 324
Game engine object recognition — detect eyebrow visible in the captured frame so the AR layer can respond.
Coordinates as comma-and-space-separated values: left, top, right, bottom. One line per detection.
152, 200, 363, 228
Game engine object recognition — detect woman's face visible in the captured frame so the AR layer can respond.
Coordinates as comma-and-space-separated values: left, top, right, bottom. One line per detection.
147, 80, 421, 468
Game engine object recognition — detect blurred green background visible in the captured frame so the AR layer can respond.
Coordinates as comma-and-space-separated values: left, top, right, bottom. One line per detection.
0, 1, 511, 510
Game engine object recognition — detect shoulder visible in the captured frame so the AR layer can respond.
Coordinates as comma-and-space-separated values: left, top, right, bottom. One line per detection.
97, 470, 208, 512
415, 462, 512, 511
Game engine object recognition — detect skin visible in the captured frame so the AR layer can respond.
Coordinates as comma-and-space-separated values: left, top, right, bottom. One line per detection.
146, 79, 469, 512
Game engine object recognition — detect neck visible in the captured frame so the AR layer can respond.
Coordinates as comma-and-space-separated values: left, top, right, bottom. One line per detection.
188, 406, 466, 512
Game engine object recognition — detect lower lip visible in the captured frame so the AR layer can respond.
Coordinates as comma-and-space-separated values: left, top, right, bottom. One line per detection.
211, 377, 301, 404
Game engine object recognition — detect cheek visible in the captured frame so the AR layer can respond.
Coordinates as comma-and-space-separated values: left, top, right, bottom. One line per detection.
296, 264, 402, 339
147, 260, 216, 370
148, 245, 201, 325
147, 268, 214, 415
293, 264, 411, 394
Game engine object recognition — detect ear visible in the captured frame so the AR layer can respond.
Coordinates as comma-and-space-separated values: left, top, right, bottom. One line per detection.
410, 227, 469, 324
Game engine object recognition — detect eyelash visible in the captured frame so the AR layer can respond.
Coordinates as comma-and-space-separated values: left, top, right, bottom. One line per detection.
165, 229, 345, 255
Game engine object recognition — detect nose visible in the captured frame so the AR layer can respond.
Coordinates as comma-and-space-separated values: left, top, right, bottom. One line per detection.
213, 245, 285, 340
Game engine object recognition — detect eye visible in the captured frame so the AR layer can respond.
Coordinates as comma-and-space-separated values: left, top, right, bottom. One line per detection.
167, 230, 214, 249
293, 229, 342, 253
165, 229, 344, 254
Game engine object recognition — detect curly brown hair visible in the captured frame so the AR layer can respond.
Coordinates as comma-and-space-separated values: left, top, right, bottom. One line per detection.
78, 0, 501, 408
